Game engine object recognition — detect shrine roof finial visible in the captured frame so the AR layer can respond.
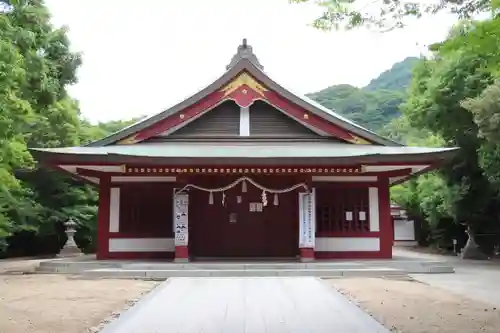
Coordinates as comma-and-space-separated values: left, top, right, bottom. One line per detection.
226, 38, 264, 71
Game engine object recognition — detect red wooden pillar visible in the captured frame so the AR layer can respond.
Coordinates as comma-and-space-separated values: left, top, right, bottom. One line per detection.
377, 177, 393, 258
96, 176, 111, 260
174, 245, 189, 262
300, 248, 315, 261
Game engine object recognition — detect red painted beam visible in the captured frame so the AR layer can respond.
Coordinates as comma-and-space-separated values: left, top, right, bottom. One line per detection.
390, 163, 440, 186
371, 168, 413, 177
75, 167, 122, 178
72, 165, 413, 178
52, 165, 99, 186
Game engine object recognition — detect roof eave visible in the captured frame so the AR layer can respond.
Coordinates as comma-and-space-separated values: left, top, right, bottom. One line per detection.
390, 148, 459, 186
30, 147, 458, 166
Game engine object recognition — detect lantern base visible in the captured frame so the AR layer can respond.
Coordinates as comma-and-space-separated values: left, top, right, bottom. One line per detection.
58, 245, 83, 258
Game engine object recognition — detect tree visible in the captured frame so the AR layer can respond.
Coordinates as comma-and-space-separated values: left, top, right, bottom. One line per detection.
307, 84, 405, 131
432, 18, 500, 74
0, 0, 96, 255
290, 0, 491, 30
402, 51, 497, 257
0, 5, 40, 250
462, 79, 500, 189
460, 79, 500, 256
80, 117, 146, 145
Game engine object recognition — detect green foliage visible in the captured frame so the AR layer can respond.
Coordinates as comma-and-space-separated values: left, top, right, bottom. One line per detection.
0, 1, 136, 256
80, 117, 145, 145
432, 18, 500, 74
387, 21, 500, 250
388, 56, 500, 250
462, 79, 500, 189
290, 0, 491, 31
307, 57, 417, 132
403, 52, 496, 230
307, 85, 405, 132
364, 57, 420, 91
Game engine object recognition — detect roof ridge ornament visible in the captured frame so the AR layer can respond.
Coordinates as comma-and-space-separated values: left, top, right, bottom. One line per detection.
226, 38, 264, 71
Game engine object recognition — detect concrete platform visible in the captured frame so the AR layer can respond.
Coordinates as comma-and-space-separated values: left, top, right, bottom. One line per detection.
36, 252, 454, 279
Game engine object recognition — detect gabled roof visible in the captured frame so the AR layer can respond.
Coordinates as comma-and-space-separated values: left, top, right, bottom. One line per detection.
87, 39, 400, 147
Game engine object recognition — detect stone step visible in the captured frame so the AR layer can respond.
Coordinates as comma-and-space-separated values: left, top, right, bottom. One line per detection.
121, 262, 366, 270
81, 267, 407, 279
36, 262, 121, 274
36, 258, 455, 274
36, 261, 454, 274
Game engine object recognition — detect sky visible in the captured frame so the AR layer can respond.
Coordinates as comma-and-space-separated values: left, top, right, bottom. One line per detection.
45, 0, 458, 123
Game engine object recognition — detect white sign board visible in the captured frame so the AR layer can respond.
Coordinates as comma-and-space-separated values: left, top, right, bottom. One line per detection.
173, 193, 189, 246
393, 219, 415, 241
175, 232, 188, 244
299, 189, 316, 248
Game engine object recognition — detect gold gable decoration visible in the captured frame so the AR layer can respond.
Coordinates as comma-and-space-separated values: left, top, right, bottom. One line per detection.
117, 134, 139, 145
220, 72, 267, 97
348, 134, 372, 145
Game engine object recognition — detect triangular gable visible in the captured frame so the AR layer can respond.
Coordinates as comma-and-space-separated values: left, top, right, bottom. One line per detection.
153, 98, 322, 139
249, 100, 321, 138
88, 41, 400, 147
164, 100, 240, 137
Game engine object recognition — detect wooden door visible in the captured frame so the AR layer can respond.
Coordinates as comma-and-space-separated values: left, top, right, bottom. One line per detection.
189, 176, 299, 258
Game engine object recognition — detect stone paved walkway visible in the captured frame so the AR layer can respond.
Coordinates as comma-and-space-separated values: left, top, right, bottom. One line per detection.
101, 277, 389, 333
393, 247, 500, 307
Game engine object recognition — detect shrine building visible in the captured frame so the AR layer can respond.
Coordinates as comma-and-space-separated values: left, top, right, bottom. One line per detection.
30, 40, 457, 262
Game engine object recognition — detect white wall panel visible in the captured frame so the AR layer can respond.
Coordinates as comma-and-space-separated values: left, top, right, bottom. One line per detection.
109, 238, 175, 252
368, 187, 380, 232
109, 187, 120, 232
315, 237, 380, 252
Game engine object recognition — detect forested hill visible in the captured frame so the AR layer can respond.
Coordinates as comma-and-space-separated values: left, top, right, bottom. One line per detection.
306, 57, 419, 132
364, 57, 420, 91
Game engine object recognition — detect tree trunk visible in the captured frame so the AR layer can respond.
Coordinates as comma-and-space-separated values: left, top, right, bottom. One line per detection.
461, 225, 489, 260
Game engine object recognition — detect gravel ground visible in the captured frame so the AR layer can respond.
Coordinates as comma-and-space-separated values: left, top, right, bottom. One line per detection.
0, 274, 158, 333
327, 277, 500, 333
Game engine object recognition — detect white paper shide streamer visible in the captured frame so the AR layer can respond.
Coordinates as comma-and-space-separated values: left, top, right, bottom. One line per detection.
175, 176, 308, 208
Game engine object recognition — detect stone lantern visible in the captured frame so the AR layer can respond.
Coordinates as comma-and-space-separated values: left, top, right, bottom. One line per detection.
58, 217, 83, 257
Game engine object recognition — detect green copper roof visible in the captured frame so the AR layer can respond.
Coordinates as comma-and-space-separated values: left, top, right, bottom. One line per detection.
31, 142, 457, 159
